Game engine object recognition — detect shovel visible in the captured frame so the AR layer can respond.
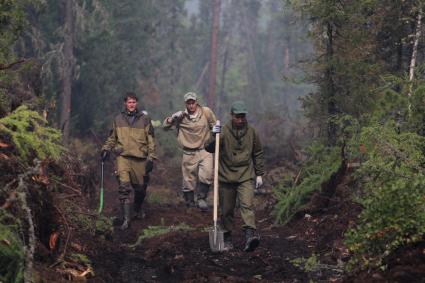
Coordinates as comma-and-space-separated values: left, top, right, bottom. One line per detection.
209, 121, 225, 252
98, 161, 104, 214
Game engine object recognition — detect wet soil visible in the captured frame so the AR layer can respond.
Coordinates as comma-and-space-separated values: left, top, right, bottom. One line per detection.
83, 163, 354, 283
33, 161, 425, 282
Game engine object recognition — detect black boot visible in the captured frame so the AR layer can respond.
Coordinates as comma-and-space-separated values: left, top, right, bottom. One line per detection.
223, 232, 233, 251
133, 184, 147, 219
120, 203, 131, 231
183, 191, 195, 207
243, 228, 260, 252
196, 183, 210, 212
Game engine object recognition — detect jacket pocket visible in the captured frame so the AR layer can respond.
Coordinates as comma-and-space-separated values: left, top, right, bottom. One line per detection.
230, 150, 251, 167
138, 146, 148, 157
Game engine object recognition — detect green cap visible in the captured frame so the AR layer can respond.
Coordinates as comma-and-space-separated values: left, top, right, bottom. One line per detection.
231, 100, 248, 114
184, 92, 197, 101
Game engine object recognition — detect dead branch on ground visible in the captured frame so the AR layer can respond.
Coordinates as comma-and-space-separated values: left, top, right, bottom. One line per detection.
53, 205, 71, 261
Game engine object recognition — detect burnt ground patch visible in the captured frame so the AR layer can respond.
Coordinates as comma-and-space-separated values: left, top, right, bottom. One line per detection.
73, 164, 425, 283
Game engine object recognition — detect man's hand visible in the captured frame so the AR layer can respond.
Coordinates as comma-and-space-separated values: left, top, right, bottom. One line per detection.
101, 150, 109, 162
171, 111, 184, 120
145, 159, 154, 174
212, 120, 221, 134
255, 176, 263, 189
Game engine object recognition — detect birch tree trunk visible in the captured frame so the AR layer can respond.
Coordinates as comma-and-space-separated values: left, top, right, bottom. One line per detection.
208, 0, 221, 109
60, 0, 75, 144
408, 8, 422, 97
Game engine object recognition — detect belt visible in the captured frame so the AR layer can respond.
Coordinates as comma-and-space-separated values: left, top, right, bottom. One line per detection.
183, 147, 204, 152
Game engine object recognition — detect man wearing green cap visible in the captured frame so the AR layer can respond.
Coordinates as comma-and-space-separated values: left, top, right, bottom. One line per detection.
205, 100, 264, 252
163, 92, 217, 211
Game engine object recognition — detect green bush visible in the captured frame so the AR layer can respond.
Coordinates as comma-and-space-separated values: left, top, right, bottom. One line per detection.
409, 85, 425, 135
345, 123, 425, 268
274, 143, 341, 224
0, 105, 64, 161
0, 211, 25, 283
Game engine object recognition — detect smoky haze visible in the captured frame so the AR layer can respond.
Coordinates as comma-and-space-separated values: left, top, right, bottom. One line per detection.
27, 0, 314, 161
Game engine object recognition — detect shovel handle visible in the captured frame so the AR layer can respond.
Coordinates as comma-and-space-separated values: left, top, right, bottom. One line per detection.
213, 121, 220, 224
98, 162, 104, 214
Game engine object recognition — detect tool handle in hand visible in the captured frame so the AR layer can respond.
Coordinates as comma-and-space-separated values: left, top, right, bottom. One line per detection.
213, 121, 220, 223
98, 162, 104, 214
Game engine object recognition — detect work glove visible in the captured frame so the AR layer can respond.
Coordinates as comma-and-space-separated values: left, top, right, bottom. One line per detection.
145, 159, 154, 174
212, 120, 221, 134
100, 150, 109, 162
171, 111, 184, 120
255, 176, 263, 189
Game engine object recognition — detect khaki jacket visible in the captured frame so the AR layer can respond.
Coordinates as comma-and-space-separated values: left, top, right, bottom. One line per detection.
206, 121, 264, 183
163, 106, 216, 150
102, 110, 156, 160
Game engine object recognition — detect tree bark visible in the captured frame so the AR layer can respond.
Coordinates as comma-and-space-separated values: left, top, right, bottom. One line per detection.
284, 47, 290, 74
60, 0, 75, 144
170, 3, 178, 96
408, 8, 422, 97
218, 38, 229, 117
325, 22, 337, 146
241, 3, 265, 110
208, 0, 221, 109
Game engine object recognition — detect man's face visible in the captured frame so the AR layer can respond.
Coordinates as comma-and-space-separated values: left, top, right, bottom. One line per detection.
185, 99, 198, 114
125, 98, 138, 112
231, 113, 247, 129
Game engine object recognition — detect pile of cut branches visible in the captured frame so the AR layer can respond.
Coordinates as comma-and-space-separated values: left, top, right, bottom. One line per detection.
0, 105, 98, 282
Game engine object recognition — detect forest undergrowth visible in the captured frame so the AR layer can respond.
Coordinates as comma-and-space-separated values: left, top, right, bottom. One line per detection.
274, 86, 425, 276
0, 105, 103, 282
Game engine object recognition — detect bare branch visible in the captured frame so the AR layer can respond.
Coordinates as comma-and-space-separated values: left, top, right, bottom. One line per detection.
0, 59, 26, 70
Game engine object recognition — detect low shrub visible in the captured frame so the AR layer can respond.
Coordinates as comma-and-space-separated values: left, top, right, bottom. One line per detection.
274, 143, 341, 224
345, 123, 425, 268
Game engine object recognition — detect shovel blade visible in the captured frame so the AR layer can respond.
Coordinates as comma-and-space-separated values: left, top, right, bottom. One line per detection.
209, 227, 225, 252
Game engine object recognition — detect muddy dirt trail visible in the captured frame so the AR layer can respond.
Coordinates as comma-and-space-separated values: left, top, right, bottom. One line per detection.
85, 164, 349, 283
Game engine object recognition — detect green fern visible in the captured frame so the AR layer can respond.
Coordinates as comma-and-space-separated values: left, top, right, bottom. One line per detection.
129, 223, 193, 249
274, 144, 341, 225
0, 105, 64, 160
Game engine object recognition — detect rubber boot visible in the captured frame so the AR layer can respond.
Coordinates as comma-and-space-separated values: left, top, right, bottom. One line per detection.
120, 203, 131, 231
196, 182, 210, 212
243, 228, 260, 252
183, 191, 195, 207
133, 184, 147, 219
223, 232, 233, 251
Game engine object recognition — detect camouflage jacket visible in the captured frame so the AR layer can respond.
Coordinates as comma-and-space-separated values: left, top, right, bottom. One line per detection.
102, 110, 156, 160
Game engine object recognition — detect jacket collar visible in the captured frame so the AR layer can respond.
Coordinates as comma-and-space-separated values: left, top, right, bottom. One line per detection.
121, 109, 144, 126
184, 105, 203, 121
121, 109, 143, 118
225, 121, 248, 140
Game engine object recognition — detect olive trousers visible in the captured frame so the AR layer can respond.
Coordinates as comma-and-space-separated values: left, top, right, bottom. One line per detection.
219, 179, 256, 233
116, 156, 148, 204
